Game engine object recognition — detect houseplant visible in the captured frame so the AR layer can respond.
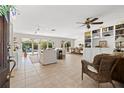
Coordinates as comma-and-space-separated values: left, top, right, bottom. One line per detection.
0, 5, 16, 15
0, 5, 16, 21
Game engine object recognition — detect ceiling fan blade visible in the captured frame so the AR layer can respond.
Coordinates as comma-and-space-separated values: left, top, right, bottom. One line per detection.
90, 18, 98, 22
91, 22, 103, 24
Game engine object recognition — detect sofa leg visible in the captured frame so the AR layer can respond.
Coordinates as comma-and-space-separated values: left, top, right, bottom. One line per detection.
81, 61, 84, 80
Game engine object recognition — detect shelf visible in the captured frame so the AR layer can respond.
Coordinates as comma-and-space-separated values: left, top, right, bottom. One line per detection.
85, 38, 91, 40
115, 24, 124, 29
115, 34, 124, 36
93, 47, 109, 48
102, 36, 113, 38
115, 46, 124, 48
102, 34, 113, 37
115, 28, 124, 30
102, 30, 113, 33
92, 37, 101, 39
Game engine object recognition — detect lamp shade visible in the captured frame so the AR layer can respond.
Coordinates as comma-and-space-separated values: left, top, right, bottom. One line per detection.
116, 36, 124, 42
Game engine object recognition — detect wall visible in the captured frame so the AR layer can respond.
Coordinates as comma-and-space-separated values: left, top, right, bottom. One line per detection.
74, 35, 84, 47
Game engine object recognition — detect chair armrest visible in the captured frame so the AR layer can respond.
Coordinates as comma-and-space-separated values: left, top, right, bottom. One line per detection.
81, 60, 99, 68
81, 59, 98, 80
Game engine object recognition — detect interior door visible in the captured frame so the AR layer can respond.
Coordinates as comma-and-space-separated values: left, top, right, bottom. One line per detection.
0, 15, 10, 88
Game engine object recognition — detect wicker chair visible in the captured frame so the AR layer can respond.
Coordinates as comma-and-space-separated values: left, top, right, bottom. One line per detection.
81, 54, 120, 88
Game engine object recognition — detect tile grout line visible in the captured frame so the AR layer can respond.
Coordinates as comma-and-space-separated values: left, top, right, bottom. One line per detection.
29, 55, 42, 79
32, 60, 43, 80
25, 55, 41, 88
24, 58, 27, 88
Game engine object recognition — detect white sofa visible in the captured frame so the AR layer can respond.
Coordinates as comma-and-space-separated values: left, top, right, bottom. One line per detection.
40, 48, 57, 65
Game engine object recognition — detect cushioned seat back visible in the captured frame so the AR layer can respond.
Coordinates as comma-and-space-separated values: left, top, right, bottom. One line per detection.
112, 57, 124, 83
93, 54, 110, 70
99, 55, 118, 75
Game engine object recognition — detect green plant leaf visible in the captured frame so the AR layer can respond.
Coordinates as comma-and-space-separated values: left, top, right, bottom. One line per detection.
0, 5, 7, 16
0, 5, 15, 16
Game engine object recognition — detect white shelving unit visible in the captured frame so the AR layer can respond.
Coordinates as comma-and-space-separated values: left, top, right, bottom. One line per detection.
83, 25, 117, 62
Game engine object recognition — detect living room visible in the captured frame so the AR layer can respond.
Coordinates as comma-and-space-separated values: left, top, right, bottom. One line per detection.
0, 4, 124, 89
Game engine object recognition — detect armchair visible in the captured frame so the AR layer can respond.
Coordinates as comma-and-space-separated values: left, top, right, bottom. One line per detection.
81, 54, 120, 88
40, 48, 57, 65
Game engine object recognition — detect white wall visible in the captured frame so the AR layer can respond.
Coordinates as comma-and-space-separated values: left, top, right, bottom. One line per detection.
74, 35, 84, 47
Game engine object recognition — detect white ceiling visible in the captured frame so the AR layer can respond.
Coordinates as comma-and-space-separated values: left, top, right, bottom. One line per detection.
13, 5, 124, 39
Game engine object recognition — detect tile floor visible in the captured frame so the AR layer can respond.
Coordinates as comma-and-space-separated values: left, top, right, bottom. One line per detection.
10, 54, 124, 88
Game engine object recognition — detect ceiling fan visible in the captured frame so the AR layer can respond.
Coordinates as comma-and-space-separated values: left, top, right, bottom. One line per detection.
76, 17, 103, 29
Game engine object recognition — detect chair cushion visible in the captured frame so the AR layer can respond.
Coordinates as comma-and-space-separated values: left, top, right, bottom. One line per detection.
97, 55, 118, 82
87, 65, 98, 73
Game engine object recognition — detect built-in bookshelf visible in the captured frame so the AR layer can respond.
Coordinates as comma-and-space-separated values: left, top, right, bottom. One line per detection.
84, 25, 115, 48
83, 23, 124, 62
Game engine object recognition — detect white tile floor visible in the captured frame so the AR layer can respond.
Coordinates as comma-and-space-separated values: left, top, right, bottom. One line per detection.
10, 54, 124, 88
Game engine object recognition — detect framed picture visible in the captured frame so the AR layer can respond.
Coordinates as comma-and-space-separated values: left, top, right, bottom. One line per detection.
99, 40, 107, 48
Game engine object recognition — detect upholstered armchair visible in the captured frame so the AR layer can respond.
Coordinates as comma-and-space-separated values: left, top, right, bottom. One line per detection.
40, 48, 57, 65
81, 54, 120, 88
